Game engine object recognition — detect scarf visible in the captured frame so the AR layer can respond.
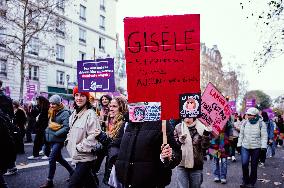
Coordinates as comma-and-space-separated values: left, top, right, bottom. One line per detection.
249, 115, 260, 124
180, 121, 196, 168
48, 103, 64, 121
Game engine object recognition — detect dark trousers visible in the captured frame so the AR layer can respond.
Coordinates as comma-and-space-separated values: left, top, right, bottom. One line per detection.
259, 148, 267, 163
47, 143, 73, 181
241, 147, 260, 185
0, 170, 9, 188
33, 131, 45, 157
230, 137, 238, 156
69, 161, 98, 188
16, 124, 25, 154
25, 120, 35, 142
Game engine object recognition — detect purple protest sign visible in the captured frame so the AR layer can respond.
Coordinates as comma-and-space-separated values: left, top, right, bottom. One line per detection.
229, 101, 237, 113
77, 58, 115, 92
245, 99, 256, 112
263, 108, 275, 119
62, 99, 69, 106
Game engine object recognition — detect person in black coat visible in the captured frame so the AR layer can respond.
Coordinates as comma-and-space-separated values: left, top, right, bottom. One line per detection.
0, 108, 17, 187
110, 120, 182, 188
12, 100, 27, 154
28, 96, 49, 159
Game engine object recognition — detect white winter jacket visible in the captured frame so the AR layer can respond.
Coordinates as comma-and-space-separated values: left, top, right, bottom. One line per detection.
237, 119, 267, 149
66, 108, 101, 163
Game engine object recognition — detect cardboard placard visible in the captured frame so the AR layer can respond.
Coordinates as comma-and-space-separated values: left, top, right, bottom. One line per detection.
229, 101, 237, 114
77, 58, 115, 92
124, 14, 200, 119
128, 102, 161, 122
199, 82, 232, 136
179, 93, 201, 118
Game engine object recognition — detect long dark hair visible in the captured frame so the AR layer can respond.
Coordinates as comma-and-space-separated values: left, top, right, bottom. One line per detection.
99, 94, 112, 107
36, 96, 49, 112
261, 111, 269, 122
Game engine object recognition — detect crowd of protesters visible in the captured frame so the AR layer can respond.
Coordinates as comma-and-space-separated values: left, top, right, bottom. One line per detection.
1, 79, 284, 188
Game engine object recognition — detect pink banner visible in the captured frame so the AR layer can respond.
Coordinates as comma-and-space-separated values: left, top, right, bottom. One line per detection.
199, 82, 232, 136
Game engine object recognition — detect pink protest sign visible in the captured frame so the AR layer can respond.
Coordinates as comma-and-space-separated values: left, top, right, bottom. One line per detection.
199, 82, 232, 136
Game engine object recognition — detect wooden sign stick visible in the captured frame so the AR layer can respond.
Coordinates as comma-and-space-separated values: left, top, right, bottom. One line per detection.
162, 120, 167, 145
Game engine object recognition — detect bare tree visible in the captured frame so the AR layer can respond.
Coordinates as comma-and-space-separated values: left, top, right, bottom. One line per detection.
240, 0, 284, 71
0, 0, 70, 99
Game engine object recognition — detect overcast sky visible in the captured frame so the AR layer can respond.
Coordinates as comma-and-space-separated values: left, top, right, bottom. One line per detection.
116, 0, 284, 99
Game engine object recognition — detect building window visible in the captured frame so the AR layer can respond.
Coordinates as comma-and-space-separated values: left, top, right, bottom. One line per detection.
99, 37, 105, 52
80, 5, 86, 21
79, 28, 86, 43
79, 51, 86, 60
56, 71, 65, 85
28, 37, 39, 56
99, 15, 105, 30
57, 0, 64, 11
56, 19, 65, 37
100, 0, 105, 11
0, 27, 6, 48
0, 59, 7, 76
29, 65, 39, 81
56, 44, 65, 62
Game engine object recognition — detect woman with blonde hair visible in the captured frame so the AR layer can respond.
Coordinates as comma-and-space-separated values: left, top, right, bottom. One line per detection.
94, 96, 128, 186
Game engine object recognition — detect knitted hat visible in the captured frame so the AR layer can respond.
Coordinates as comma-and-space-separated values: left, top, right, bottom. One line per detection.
49, 94, 62, 105
73, 86, 90, 99
246, 107, 259, 116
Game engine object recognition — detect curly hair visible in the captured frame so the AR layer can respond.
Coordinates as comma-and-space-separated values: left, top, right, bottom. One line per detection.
108, 96, 128, 138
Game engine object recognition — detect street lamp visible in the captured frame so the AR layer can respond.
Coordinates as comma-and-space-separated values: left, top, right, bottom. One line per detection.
66, 74, 70, 94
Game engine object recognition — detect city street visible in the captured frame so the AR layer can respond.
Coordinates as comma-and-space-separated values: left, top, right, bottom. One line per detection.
4, 141, 284, 188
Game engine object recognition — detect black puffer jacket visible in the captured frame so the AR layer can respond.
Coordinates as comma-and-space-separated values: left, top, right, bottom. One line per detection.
111, 121, 181, 188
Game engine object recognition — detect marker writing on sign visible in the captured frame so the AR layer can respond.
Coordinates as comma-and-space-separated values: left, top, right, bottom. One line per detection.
127, 30, 195, 53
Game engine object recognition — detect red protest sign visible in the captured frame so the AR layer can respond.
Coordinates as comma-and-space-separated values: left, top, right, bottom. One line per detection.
199, 82, 232, 136
124, 15, 200, 119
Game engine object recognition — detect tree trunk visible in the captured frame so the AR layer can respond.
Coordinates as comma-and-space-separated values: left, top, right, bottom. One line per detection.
19, 42, 26, 101
19, 0, 28, 101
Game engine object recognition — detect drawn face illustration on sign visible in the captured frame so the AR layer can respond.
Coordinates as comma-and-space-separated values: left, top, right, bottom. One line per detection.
134, 107, 145, 121
179, 93, 201, 119
184, 98, 196, 111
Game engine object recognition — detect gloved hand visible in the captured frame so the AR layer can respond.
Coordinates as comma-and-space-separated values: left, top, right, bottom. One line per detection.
236, 146, 241, 154
178, 134, 187, 144
203, 130, 211, 136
